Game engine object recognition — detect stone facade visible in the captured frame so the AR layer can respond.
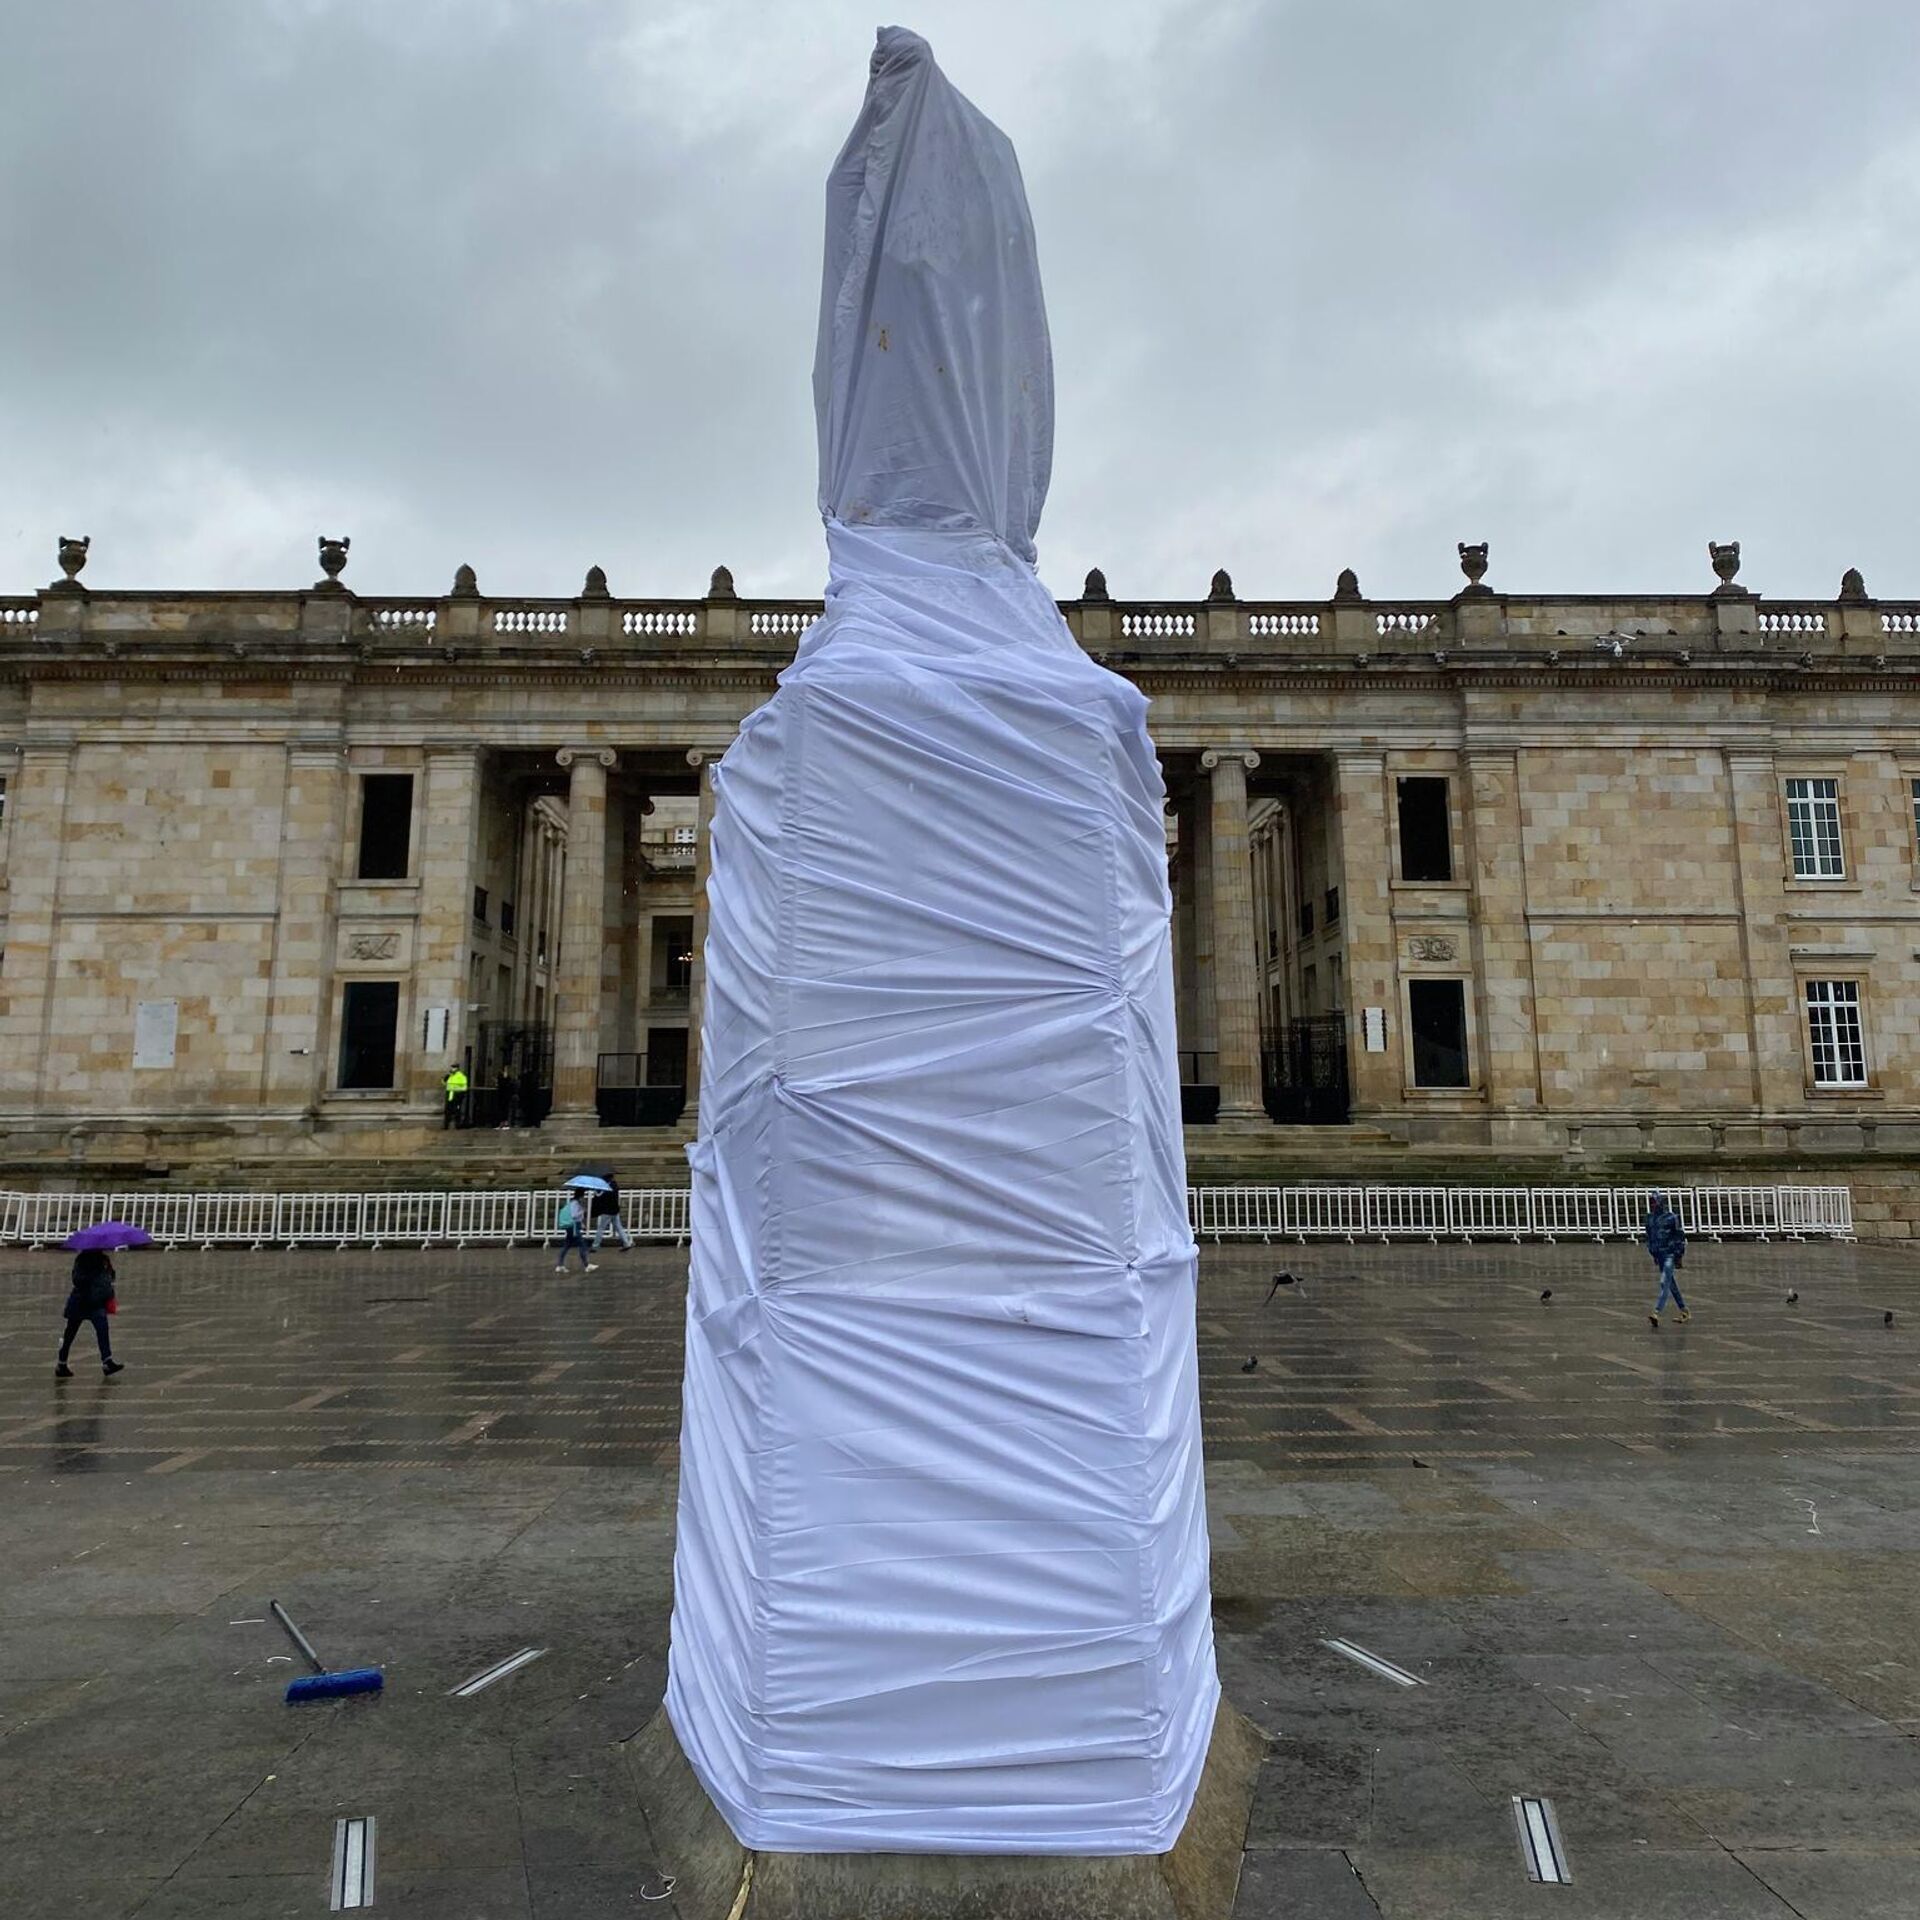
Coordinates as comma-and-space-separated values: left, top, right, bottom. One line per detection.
3, 546, 1918, 1161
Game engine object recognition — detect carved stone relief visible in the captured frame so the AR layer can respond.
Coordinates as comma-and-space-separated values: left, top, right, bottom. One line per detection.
1407, 934, 1456, 962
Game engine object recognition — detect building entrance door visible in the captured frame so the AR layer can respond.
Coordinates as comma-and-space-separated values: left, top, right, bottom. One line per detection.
1263, 1015, 1350, 1124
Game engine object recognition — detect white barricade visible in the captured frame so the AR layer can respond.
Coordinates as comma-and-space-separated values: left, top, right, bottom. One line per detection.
190, 1193, 279, 1248
446, 1189, 536, 1246
15, 1190, 116, 1247
1190, 1187, 1283, 1241
108, 1190, 198, 1247
1776, 1185, 1855, 1238
360, 1191, 450, 1249
0, 1183, 1858, 1249
1448, 1188, 1531, 1240
1366, 1187, 1448, 1239
1283, 1186, 1367, 1239
1529, 1188, 1618, 1241
1693, 1185, 1779, 1240
630, 1187, 691, 1243
276, 1193, 365, 1249
1613, 1187, 1699, 1239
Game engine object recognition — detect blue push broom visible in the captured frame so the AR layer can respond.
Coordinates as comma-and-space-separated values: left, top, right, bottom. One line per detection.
270, 1599, 385, 1702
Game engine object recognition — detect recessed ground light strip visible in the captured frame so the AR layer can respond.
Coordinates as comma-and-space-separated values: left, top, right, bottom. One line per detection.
330, 1815, 376, 1910
1513, 1795, 1572, 1884
449, 1646, 547, 1698
1320, 1637, 1426, 1687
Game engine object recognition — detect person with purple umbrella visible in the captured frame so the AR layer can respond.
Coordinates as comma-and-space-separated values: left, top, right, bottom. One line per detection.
56, 1222, 151, 1378
58, 1251, 122, 1377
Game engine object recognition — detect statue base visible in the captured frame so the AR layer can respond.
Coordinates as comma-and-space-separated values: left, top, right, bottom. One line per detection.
623, 1699, 1265, 1920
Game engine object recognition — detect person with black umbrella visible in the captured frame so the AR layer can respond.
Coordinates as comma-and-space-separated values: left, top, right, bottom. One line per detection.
589, 1169, 634, 1253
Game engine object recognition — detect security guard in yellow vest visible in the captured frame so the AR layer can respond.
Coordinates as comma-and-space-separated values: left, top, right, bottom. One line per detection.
442, 1062, 469, 1129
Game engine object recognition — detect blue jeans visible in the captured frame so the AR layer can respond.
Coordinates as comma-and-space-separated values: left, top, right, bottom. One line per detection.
1654, 1255, 1687, 1314
60, 1307, 112, 1363
555, 1228, 593, 1271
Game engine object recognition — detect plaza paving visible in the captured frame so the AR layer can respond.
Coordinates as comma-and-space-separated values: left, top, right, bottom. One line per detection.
2, 1238, 1918, 1917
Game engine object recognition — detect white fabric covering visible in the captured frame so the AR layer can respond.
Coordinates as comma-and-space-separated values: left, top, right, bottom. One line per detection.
665, 26, 1217, 1855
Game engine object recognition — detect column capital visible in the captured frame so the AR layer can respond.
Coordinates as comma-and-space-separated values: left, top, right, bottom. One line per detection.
1200, 748, 1260, 773
557, 746, 617, 771
685, 743, 731, 770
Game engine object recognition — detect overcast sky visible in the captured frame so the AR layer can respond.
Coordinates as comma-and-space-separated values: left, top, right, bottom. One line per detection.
3, 1, 1916, 606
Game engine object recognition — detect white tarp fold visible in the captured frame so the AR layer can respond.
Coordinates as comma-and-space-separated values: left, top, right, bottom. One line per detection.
666, 26, 1217, 1855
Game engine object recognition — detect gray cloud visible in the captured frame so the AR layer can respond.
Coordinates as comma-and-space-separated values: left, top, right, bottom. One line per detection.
2, 0, 1916, 603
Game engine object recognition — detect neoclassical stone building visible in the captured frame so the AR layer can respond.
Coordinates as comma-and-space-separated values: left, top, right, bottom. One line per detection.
2, 536, 1917, 1166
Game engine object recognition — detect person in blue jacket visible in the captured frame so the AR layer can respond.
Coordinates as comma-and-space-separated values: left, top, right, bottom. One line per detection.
1645, 1191, 1689, 1328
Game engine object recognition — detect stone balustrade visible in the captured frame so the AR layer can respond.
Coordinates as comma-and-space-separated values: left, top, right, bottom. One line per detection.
6, 565, 1914, 668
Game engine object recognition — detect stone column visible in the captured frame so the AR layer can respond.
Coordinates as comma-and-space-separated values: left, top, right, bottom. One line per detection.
1202, 748, 1264, 1125
510, 791, 538, 1024
1463, 750, 1542, 1136
1171, 790, 1197, 1065
1332, 753, 1400, 1119
261, 740, 348, 1112
682, 748, 721, 1129
411, 745, 484, 1109
1188, 779, 1217, 1065
552, 747, 615, 1117
1273, 802, 1300, 1033
0, 738, 75, 1110
530, 811, 560, 1027
1725, 749, 1802, 1118
615, 794, 652, 1054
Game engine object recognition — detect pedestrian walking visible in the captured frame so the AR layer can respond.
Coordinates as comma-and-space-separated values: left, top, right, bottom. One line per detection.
592, 1175, 634, 1252
442, 1061, 470, 1129
496, 1063, 519, 1130
553, 1193, 598, 1274
1645, 1190, 1689, 1327
57, 1248, 125, 1378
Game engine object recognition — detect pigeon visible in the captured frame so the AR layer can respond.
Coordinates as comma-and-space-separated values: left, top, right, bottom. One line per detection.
1786, 1290, 1798, 1305
1240, 1355, 1260, 1374
1886, 1311, 1896, 1328
1540, 1289, 1553, 1304
1411, 1456, 1432, 1469
1263, 1271, 1299, 1306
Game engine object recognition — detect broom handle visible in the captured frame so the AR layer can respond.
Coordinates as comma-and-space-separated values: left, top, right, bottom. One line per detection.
270, 1599, 327, 1674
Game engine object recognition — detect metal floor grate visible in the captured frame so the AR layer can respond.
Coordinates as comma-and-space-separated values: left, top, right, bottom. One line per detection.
331, 1815, 376, 1910
1513, 1795, 1571, 1883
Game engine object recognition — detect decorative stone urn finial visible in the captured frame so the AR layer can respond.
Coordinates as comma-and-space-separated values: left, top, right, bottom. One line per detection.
1839, 566, 1869, 604
707, 564, 737, 601
316, 535, 351, 589
52, 533, 91, 592
1708, 540, 1743, 596
1207, 567, 1235, 604
1332, 566, 1362, 602
450, 563, 479, 598
581, 564, 611, 600
1082, 566, 1109, 602
1457, 541, 1491, 596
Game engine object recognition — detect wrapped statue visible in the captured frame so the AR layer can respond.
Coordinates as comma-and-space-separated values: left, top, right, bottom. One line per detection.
666, 26, 1217, 1854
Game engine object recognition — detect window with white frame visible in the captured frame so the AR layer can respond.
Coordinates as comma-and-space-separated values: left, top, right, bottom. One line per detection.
1785, 777, 1845, 879
1804, 979, 1867, 1088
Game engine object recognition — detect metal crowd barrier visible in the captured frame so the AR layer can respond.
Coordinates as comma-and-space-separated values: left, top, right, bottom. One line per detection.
1187, 1183, 1851, 1244
0, 1183, 1853, 1250
0, 1187, 698, 1250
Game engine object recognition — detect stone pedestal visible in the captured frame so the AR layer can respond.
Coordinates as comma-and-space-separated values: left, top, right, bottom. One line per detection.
624, 1699, 1265, 1920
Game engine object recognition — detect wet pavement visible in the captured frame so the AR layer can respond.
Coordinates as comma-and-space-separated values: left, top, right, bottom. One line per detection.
2, 1240, 1918, 1917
